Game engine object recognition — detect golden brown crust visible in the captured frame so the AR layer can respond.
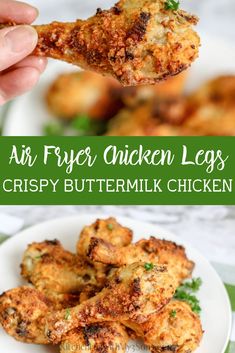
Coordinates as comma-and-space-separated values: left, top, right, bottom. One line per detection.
45, 262, 177, 344
124, 300, 203, 353
46, 71, 123, 120
106, 97, 186, 136
0, 287, 52, 344
60, 322, 128, 353
88, 237, 149, 265
88, 237, 194, 285
108, 75, 235, 136
139, 237, 195, 284
21, 240, 97, 305
183, 75, 235, 136
4, 0, 199, 86
77, 218, 133, 284
77, 218, 133, 257
0, 217, 203, 352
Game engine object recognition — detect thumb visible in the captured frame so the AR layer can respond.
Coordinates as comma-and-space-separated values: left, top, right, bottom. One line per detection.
0, 25, 38, 71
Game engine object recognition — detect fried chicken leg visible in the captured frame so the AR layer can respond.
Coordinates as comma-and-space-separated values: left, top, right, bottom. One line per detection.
1, 0, 199, 86
124, 300, 203, 353
21, 240, 98, 306
77, 218, 133, 257
44, 262, 177, 344
77, 218, 133, 282
0, 286, 128, 350
0, 287, 52, 344
88, 237, 194, 285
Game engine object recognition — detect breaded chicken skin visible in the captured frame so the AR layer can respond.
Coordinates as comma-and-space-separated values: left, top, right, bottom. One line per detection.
108, 75, 235, 136
1, 0, 199, 86
0, 286, 128, 351
107, 97, 186, 136
21, 240, 97, 305
0, 287, 52, 344
45, 262, 177, 343
60, 323, 128, 353
46, 71, 123, 120
124, 300, 203, 353
77, 218, 133, 285
184, 75, 235, 135
77, 218, 133, 257
88, 237, 194, 285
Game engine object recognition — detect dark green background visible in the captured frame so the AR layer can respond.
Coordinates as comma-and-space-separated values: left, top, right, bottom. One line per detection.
0, 136, 234, 205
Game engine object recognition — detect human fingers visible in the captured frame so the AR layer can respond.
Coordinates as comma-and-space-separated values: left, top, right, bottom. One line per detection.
0, 0, 38, 24
7, 55, 47, 73
0, 66, 41, 104
0, 25, 38, 71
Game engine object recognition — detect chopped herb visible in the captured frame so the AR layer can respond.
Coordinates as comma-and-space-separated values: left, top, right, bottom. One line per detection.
170, 310, 177, 318
65, 309, 71, 320
165, 0, 180, 11
44, 121, 64, 136
174, 278, 202, 314
144, 263, 154, 271
35, 255, 42, 260
107, 223, 114, 231
183, 278, 202, 292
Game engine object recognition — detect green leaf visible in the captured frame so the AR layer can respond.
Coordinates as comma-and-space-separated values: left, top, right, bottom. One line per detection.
165, 0, 180, 11
144, 263, 154, 271
183, 278, 202, 292
44, 122, 64, 136
35, 255, 42, 260
71, 115, 92, 133
70, 115, 108, 136
170, 310, 177, 318
65, 308, 71, 320
107, 223, 114, 231
174, 277, 202, 314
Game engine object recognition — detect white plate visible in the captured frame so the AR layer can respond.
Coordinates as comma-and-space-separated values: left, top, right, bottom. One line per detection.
3, 34, 235, 136
0, 214, 232, 353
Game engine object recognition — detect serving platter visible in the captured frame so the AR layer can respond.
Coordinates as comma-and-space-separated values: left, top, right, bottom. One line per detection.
0, 214, 232, 353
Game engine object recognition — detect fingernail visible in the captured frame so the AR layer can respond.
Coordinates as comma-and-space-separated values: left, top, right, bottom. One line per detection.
4, 25, 38, 53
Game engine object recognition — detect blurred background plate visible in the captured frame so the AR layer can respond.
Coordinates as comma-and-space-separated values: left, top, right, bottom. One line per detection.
3, 34, 235, 136
0, 214, 232, 352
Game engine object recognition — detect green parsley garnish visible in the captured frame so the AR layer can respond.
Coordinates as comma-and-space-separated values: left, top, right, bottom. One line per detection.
44, 121, 64, 136
70, 115, 107, 136
65, 309, 71, 320
107, 223, 114, 231
35, 255, 42, 260
71, 115, 92, 133
144, 263, 154, 271
165, 0, 180, 11
174, 278, 202, 314
183, 278, 202, 292
170, 310, 177, 318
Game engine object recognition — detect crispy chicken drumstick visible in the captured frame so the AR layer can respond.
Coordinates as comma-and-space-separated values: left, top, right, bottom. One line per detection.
1, 0, 199, 86
125, 300, 203, 353
0, 263, 177, 344
88, 237, 194, 285
44, 262, 177, 343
